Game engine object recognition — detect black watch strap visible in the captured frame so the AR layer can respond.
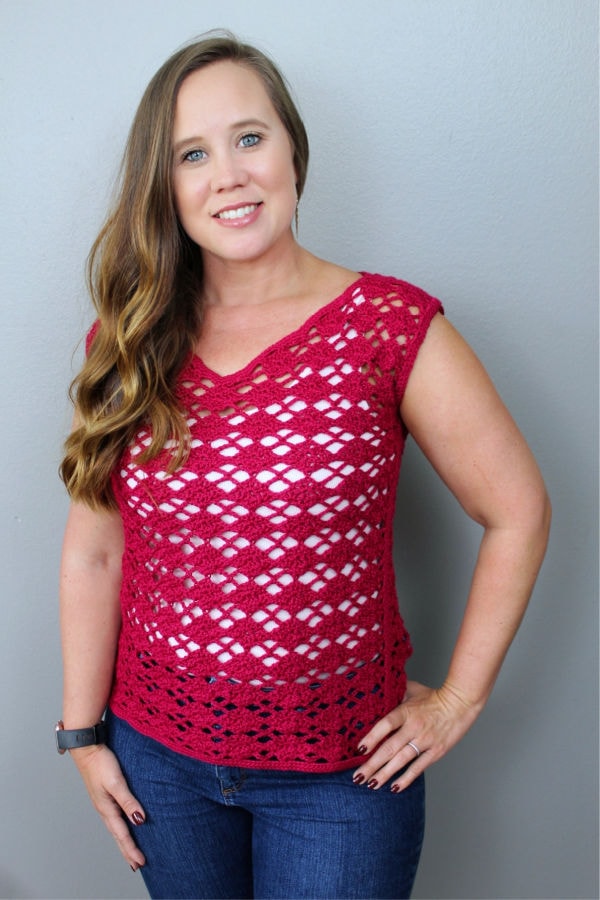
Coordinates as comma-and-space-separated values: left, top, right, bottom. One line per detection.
55, 720, 108, 754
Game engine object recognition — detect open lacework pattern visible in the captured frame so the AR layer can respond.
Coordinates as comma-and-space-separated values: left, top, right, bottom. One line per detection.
108, 273, 442, 770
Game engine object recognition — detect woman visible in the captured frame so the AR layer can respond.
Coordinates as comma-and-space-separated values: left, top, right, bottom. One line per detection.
58, 33, 550, 900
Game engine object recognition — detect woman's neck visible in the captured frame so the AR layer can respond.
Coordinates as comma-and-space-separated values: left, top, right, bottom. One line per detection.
201, 241, 315, 309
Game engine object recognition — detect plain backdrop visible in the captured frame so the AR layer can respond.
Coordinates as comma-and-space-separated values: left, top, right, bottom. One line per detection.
1, 1, 598, 898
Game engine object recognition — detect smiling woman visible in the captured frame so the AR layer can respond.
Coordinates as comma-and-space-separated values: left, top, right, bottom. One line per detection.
172, 62, 299, 268
57, 30, 550, 900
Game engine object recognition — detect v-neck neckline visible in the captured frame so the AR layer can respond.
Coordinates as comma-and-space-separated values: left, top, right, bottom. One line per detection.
186, 273, 367, 382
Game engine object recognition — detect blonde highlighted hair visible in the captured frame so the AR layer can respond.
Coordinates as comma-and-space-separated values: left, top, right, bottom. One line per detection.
60, 32, 309, 508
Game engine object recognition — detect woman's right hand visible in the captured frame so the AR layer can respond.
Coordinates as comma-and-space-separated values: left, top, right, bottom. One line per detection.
70, 744, 146, 871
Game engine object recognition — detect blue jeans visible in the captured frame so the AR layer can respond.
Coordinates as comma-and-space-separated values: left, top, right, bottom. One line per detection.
106, 710, 425, 899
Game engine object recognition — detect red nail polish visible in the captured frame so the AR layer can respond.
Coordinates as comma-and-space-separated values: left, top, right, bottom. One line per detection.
367, 778, 378, 790
353, 772, 365, 785
130, 865, 137, 872
357, 744, 368, 755
391, 784, 400, 794
132, 811, 145, 825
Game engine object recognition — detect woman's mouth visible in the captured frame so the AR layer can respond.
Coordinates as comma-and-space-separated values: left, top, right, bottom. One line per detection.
214, 203, 261, 220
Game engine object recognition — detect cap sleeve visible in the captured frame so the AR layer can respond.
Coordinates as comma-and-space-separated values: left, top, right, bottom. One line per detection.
378, 279, 443, 405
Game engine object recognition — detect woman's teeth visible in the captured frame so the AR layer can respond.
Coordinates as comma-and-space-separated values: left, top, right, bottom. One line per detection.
217, 204, 258, 220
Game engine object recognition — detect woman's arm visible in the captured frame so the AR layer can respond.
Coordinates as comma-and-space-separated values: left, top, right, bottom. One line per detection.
353, 314, 551, 791
60, 499, 146, 869
60, 501, 124, 727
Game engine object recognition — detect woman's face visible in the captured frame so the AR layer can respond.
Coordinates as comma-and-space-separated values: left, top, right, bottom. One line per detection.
172, 60, 298, 268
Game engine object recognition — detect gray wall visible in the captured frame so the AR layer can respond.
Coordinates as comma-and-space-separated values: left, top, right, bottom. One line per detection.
2, 1, 597, 898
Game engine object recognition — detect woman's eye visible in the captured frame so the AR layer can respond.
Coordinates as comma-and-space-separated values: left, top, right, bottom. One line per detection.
183, 148, 206, 163
239, 133, 261, 148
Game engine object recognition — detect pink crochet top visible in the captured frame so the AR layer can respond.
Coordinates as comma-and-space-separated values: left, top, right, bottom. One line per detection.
103, 272, 442, 771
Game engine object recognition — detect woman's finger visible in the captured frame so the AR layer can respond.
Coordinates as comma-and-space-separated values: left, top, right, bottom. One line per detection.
96, 793, 146, 869
365, 741, 435, 792
73, 745, 146, 869
354, 729, 427, 787
357, 703, 408, 756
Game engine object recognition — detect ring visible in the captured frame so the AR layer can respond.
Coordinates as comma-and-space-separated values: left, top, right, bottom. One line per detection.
407, 741, 420, 757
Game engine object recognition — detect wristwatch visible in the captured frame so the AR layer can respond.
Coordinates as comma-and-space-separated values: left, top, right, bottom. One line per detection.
55, 719, 108, 754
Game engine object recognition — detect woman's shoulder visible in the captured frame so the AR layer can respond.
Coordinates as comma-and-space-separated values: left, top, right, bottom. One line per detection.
341, 272, 444, 341
300, 254, 359, 305
357, 271, 442, 309
304, 254, 442, 316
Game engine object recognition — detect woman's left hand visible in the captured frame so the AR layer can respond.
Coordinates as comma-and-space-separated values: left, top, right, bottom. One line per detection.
353, 679, 482, 792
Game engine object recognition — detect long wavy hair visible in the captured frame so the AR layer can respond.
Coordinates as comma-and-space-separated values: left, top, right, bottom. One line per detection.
60, 32, 310, 509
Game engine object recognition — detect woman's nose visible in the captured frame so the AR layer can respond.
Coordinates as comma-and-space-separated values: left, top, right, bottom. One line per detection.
210, 152, 249, 192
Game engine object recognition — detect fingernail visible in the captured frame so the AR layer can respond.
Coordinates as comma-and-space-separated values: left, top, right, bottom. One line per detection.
357, 744, 368, 755
131, 811, 145, 825
367, 778, 378, 790
391, 784, 401, 794
353, 772, 365, 785
130, 865, 138, 872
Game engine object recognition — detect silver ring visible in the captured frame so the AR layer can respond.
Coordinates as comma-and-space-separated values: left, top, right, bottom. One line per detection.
407, 741, 421, 757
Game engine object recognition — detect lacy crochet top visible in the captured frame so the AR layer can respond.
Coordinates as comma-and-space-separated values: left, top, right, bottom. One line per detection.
105, 272, 442, 771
